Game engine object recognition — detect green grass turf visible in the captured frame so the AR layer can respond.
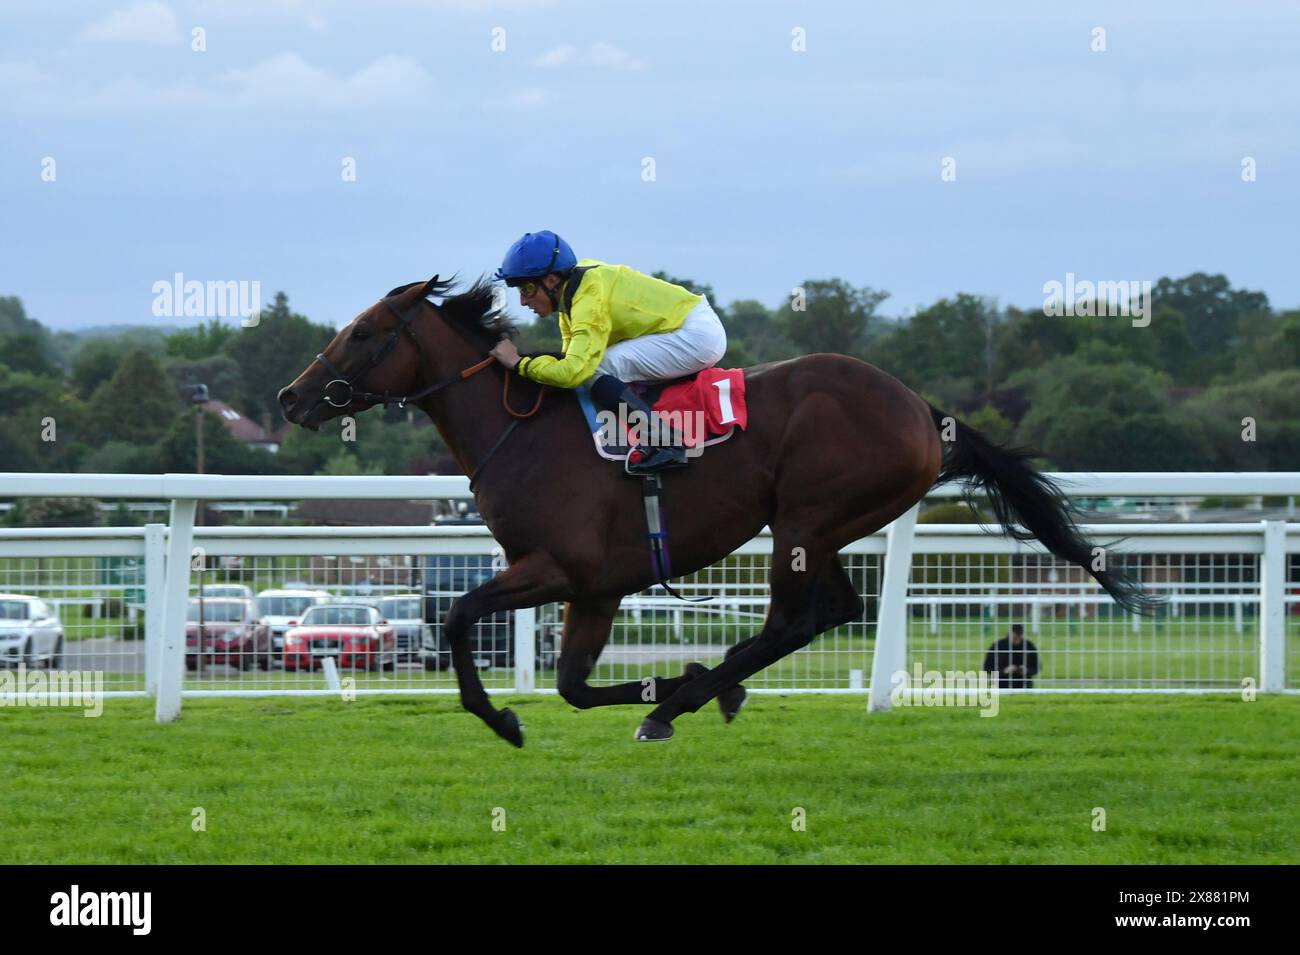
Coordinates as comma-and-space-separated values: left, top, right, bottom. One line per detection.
1, 694, 1296, 864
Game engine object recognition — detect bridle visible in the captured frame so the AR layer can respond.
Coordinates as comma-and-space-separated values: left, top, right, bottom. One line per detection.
314, 294, 465, 410
307, 285, 545, 487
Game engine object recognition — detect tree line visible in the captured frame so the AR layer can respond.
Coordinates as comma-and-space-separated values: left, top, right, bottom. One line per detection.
1, 271, 1296, 488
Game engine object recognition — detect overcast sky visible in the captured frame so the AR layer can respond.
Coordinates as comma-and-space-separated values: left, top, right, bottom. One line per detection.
2, 0, 1297, 331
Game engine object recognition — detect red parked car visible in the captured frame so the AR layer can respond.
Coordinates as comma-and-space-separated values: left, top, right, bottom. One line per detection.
282, 603, 397, 672
186, 598, 271, 670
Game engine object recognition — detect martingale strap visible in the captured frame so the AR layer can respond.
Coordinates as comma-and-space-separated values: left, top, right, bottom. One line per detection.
641, 474, 710, 604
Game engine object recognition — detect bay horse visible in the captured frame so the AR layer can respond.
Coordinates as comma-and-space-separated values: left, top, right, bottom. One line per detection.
278, 276, 1152, 746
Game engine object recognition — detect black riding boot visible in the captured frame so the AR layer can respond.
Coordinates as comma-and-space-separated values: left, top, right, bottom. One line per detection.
590, 375, 689, 475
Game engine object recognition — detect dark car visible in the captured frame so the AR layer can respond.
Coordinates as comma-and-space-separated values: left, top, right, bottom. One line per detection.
419, 555, 556, 671
185, 598, 271, 670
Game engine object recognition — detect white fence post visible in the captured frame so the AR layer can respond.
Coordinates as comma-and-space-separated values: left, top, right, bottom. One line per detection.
156, 499, 196, 723
869, 503, 920, 713
143, 523, 166, 696
321, 656, 342, 693
515, 607, 537, 693
1259, 520, 1286, 692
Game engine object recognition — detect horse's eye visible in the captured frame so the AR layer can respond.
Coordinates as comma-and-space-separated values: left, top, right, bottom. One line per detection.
352, 326, 370, 342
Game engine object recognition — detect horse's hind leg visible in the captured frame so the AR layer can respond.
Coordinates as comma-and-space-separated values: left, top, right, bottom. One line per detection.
712, 557, 863, 722
555, 598, 707, 709
634, 535, 837, 740
715, 640, 754, 722
812, 556, 866, 631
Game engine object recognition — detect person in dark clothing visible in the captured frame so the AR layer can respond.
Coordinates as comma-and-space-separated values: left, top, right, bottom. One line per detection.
983, 623, 1040, 688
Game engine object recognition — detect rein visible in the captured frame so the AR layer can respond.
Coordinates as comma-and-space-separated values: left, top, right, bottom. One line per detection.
310, 291, 546, 488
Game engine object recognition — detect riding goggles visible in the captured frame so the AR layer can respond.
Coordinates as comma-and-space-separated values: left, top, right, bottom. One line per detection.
510, 279, 540, 297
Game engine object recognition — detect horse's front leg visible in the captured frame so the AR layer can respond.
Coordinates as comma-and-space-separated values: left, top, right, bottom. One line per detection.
555, 597, 705, 709
442, 553, 569, 747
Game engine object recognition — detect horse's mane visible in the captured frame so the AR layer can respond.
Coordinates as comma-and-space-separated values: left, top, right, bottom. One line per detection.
386, 276, 518, 346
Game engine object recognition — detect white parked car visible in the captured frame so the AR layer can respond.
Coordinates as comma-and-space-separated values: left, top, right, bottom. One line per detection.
255, 589, 333, 655
201, 583, 254, 600
0, 594, 66, 669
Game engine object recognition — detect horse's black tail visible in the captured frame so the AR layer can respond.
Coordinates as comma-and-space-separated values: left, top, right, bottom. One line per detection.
928, 406, 1159, 615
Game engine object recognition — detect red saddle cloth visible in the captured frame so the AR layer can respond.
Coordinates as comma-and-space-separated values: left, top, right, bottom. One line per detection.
651, 368, 748, 447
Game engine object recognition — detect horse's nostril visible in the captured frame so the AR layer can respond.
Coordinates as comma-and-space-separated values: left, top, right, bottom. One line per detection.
278, 387, 295, 409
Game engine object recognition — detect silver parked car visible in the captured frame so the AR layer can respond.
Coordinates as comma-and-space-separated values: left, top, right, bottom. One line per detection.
0, 594, 66, 668
374, 594, 427, 663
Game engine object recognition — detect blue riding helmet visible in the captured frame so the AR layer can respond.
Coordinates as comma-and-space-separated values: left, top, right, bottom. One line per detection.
494, 231, 577, 285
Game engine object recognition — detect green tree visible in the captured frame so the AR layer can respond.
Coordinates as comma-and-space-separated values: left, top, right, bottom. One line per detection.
318, 448, 385, 476
276, 424, 346, 475
70, 336, 147, 399
84, 350, 184, 445
1233, 312, 1300, 379
20, 497, 105, 527
0, 297, 62, 373
348, 417, 446, 474
165, 318, 237, 360
776, 279, 889, 359
0, 297, 45, 337
0, 367, 90, 471
869, 294, 1000, 400
79, 440, 165, 474
222, 292, 336, 422
71, 339, 125, 399
992, 305, 1080, 381
722, 299, 789, 365
0, 418, 42, 470
1151, 272, 1269, 355
163, 354, 243, 405
992, 301, 1197, 386
159, 409, 286, 474
717, 336, 755, 369
1012, 351, 1196, 469
0, 296, 37, 335
0, 332, 58, 376
965, 405, 1014, 446
0, 366, 56, 409
1172, 370, 1300, 470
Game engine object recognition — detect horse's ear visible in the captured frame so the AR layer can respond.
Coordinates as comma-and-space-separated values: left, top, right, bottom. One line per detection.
421, 274, 441, 297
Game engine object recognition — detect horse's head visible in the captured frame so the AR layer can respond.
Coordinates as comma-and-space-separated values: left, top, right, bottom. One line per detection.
278, 275, 512, 430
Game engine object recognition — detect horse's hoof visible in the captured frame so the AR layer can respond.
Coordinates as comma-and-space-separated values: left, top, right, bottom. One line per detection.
718, 685, 747, 723
634, 718, 674, 742
685, 662, 708, 679
494, 708, 524, 748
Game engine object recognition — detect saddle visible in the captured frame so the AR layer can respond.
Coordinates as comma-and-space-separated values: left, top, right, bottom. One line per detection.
573, 367, 748, 600
576, 367, 749, 463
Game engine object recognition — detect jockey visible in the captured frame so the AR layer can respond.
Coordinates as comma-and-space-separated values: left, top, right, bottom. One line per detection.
489, 230, 727, 475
